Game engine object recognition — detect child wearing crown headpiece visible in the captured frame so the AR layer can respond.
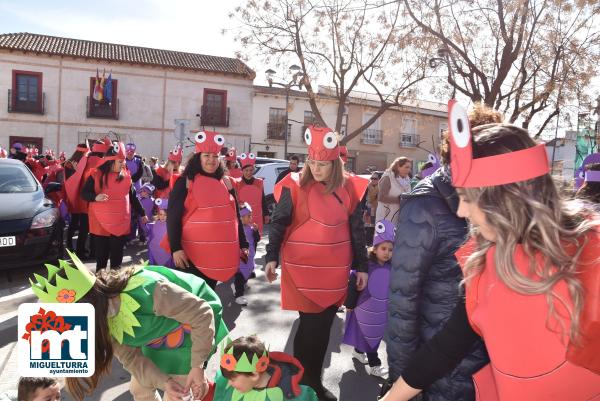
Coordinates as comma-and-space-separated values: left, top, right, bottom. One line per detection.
208, 335, 317, 401
29, 251, 229, 401
147, 197, 174, 267
233, 203, 260, 306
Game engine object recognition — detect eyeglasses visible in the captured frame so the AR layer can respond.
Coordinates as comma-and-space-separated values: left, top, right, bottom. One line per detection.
370, 177, 379, 180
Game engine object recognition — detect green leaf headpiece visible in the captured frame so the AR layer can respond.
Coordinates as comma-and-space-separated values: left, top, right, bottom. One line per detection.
220, 338, 270, 373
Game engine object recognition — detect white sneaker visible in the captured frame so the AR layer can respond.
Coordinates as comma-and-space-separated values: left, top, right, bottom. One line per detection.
235, 296, 248, 306
352, 350, 368, 364
368, 365, 389, 378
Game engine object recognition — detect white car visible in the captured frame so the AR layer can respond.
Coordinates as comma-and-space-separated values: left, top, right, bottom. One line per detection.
253, 162, 303, 215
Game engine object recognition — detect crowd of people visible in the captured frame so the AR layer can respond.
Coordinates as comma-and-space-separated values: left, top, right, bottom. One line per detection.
4, 100, 600, 401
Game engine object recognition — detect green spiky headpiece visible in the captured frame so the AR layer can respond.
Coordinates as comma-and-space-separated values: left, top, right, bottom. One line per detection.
219, 338, 270, 373
30, 250, 96, 303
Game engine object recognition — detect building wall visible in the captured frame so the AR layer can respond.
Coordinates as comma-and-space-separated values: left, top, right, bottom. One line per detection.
345, 103, 447, 173
251, 91, 339, 159
0, 50, 253, 160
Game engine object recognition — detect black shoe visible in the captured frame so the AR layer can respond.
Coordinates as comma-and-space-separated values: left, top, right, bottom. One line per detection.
315, 385, 337, 401
249, 271, 257, 279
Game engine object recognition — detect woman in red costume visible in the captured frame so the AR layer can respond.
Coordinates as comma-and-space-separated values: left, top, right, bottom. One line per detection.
167, 131, 249, 289
81, 141, 147, 269
63, 143, 88, 254
381, 102, 600, 401
235, 152, 270, 234
152, 145, 182, 199
264, 126, 369, 401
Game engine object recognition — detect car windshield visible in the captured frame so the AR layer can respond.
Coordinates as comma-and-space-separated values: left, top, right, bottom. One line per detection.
0, 164, 38, 193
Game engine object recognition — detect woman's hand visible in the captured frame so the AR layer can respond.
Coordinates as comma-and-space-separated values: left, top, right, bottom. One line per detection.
265, 261, 278, 283
379, 377, 421, 401
356, 272, 368, 291
240, 248, 249, 263
173, 250, 190, 269
185, 367, 209, 400
164, 377, 188, 400
95, 193, 109, 202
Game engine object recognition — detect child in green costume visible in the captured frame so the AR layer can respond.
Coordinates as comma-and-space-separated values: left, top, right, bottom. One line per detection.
208, 335, 318, 401
29, 250, 229, 401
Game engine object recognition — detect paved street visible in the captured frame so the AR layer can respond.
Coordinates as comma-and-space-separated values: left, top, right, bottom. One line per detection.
0, 233, 386, 401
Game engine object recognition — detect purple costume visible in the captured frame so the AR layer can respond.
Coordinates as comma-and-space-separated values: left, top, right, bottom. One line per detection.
238, 205, 257, 280
421, 153, 440, 179
343, 220, 394, 353
147, 198, 173, 267
137, 184, 155, 237
125, 143, 143, 191
575, 153, 600, 188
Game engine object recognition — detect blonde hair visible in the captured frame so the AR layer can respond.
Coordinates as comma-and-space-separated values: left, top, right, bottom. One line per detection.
386, 157, 411, 176
299, 158, 345, 194
460, 124, 599, 343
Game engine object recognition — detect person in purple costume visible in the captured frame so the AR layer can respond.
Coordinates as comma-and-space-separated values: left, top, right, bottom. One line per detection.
137, 183, 155, 238
343, 219, 394, 379
234, 203, 260, 307
147, 198, 174, 267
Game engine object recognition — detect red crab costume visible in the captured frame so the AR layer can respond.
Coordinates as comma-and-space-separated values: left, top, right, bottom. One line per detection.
235, 152, 265, 233
154, 145, 182, 199
448, 100, 600, 400
88, 141, 132, 237
225, 147, 242, 178
163, 131, 239, 282
274, 126, 368, 312
64, 144, 91, 213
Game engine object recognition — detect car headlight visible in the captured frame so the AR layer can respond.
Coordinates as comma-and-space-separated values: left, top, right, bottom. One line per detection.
30, 208, 59, 229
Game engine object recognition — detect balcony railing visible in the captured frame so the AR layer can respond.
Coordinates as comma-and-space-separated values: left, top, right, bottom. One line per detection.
361, 129, 383, 145
7, 89, 45, 114
267, 122, 292, 140
201, 105, 230, 127
87, 96, 119, 119
399, 133, 420, 148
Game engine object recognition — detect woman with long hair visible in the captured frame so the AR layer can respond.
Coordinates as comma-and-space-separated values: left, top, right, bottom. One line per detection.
166, 131, 249, 289
375, 157, 412, 225
381, 102, 600, 400
81, 141, 147, 269
30, 251, 228, 401
63, 143, 89, 251
265, 126, 369, 401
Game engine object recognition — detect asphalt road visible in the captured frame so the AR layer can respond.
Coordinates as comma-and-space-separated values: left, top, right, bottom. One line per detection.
0, 234, 386, 401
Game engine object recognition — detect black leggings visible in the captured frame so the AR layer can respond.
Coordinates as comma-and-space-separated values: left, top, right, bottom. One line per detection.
294, 305, 338, 387
67, 213, 89, 256
234, 272, 247, 297
95, 234, 126, 269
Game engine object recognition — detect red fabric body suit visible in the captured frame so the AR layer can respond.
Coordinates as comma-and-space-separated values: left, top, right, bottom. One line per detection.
456, 232, 600, 401
88, 170, 132, 237
180, 175, 239, 282
236, 177, 265, 234
274, 172, 368, 313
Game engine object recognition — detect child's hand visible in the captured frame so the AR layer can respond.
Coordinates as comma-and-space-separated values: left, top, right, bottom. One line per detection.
356, 272, 369, 291
164, 377, 187, 400
240, 248, 249, 263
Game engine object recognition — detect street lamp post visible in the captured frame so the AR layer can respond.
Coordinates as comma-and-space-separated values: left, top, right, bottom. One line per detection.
266, 65, 304, 159
429, 47, 456, 99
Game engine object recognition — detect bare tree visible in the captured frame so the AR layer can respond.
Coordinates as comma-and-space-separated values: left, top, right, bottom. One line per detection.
404, 0, 600, 138
231, 0, 435, 144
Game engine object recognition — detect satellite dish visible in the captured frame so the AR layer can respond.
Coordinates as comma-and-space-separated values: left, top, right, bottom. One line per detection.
174, 119, 190, 141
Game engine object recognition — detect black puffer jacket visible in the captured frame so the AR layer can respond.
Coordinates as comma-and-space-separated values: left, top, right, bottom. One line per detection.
385, 167, 488, 401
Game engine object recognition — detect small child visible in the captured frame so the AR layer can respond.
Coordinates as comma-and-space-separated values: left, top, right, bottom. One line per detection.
234, 203, 259, 306
17, 377, 60, 401
343, 219, 394, 378
147, 198, 174, 267
136, 183, 155, 241
209, 335, 318, 401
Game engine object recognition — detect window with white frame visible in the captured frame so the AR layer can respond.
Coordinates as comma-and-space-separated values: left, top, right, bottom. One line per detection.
400, 118, 418, 147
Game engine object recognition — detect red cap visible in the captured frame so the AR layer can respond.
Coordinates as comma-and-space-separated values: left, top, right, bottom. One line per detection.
0, 147, 6, 158
193, 131, 225, 154
448, 100, 549, 188
239, 152, 256, 169
304, 126, 340, 161
103, 141, 126, 162
225, 147, 237, 162
168, 145, 183, 162
91, 137, 112, 153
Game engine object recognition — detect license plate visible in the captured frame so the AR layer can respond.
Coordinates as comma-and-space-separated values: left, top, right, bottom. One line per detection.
0, 236, 16, 247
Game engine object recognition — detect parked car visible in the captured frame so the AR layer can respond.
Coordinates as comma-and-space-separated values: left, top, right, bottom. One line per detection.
0, 158, 64, 270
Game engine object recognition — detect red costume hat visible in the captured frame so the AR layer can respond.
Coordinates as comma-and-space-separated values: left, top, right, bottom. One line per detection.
91, 137, 112, 154
225, 147, 237, 162
44, 148, 54, 157
239, 152, 256, 169
168, 145, 183, 163
448, 100, 549, 188
194, 131, 225, 154
75, 145, 89, 153
103, 141, 126, 162
304, 126, 340, 161
0, 147, 6, 158
339, 146, 349, 163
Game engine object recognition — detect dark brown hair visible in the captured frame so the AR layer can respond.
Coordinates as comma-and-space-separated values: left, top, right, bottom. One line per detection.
576, 163, 600, 204
18, 377, 59, 401
67, 143, 88, 164
61, 267, 135, 401
220, 335, 266, 379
